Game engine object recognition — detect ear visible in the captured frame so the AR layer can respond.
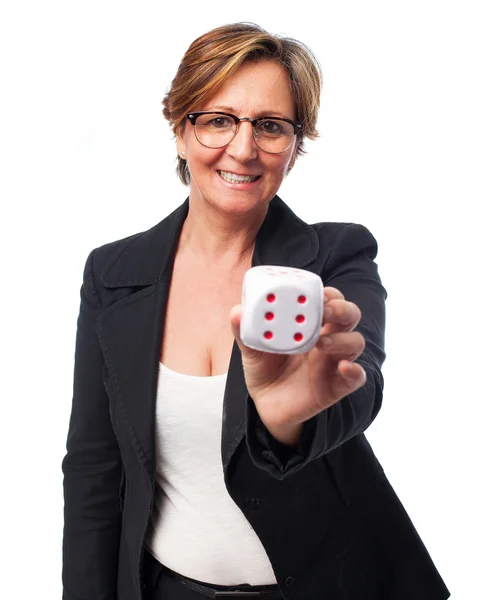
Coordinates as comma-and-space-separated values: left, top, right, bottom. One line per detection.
176, 135, 186, 159
287, 139, 300, 172
176, 124, 187, 158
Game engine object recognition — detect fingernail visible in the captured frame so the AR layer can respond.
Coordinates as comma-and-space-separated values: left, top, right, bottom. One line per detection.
324, 306, 333, 318
346, 366, 366, 382
356, 368, 367, 383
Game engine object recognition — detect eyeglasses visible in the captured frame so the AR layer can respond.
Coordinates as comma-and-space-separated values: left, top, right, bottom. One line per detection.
186, 111, 302, 154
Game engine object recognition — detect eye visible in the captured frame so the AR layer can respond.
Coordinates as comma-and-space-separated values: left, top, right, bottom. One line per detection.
196, 113, 235, 130
208, 116, 232, 129
260, 120, 281, 132
258, 120, 284, 135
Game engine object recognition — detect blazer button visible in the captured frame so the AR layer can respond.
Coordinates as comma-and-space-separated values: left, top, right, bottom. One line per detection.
284, 576, 295, 588
249, 497, 261, 509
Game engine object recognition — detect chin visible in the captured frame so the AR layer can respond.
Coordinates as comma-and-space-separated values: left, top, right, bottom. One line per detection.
212, 190, 272, 212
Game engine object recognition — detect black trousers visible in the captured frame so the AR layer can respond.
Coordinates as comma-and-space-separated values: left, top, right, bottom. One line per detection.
143, 550, 282, 599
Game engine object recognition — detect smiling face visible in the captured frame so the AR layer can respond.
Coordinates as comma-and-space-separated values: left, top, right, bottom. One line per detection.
176, 60, 299, 217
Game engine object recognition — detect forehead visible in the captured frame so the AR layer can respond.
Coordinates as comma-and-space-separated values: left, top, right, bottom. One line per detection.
199, 60, 296, 119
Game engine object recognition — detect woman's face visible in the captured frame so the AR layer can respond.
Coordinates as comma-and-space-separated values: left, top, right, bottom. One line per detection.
176, 60, 299, 218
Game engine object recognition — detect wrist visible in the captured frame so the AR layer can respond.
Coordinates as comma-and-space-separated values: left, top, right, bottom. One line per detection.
264, 421, 304, 447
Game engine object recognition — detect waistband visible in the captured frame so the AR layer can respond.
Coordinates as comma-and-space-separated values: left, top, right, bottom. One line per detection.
144, 551, 283, 599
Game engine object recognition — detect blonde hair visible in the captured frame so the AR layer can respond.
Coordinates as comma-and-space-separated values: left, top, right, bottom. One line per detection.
162, 22, 322, 185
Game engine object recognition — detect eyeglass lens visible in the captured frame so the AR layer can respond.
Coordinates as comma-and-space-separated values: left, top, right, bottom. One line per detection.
194, 114, 295, 153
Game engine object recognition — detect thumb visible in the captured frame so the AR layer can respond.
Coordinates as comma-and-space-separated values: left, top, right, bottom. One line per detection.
229, 304, 262, 360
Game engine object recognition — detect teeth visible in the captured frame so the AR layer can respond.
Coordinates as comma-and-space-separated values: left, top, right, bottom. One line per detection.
219, 171, 258, 183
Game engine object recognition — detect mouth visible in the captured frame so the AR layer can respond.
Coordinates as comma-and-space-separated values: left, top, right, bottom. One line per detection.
218, 170, 261, 184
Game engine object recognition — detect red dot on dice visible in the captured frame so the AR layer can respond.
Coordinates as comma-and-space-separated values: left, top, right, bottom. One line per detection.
294, 333, 303, 342
295, 314, 305, 323
298, 295, 307, 303
265, 312, 274, 321
267, 293, 276, 302
264, 331, 273, 340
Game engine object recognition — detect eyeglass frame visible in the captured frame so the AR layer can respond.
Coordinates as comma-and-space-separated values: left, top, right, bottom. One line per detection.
185, 111, 303, 154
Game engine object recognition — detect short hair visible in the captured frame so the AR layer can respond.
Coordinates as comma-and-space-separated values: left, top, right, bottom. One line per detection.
162, 22, 322, 185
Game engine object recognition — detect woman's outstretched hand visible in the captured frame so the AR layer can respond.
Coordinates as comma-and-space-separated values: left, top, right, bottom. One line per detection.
229, 286, 367, 445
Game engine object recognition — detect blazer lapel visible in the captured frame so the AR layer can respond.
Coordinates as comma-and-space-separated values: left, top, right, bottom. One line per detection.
97, 196, 319, 480
97, 200, 188, 478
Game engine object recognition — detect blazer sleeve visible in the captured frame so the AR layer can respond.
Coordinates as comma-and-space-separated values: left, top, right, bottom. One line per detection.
62, 249, 122, 600
245, 223, 387, 479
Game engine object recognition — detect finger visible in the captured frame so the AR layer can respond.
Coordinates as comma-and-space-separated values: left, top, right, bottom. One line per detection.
321, 299, 361, 335
229, 305, 264, 360
323, 286, 345, 303
328, 360, 367, 405
337, 360, 367, 385
315, 360, 367, 412
317, 331, 365, 360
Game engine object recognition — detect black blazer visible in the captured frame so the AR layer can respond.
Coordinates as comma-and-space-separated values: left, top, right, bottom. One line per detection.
62, 195, 450, 600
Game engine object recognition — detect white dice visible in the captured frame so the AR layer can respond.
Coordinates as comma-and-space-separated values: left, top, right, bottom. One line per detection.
240, 265, 324, 355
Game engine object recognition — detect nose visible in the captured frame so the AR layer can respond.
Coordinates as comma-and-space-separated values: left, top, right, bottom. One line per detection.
225, 121, 258, 162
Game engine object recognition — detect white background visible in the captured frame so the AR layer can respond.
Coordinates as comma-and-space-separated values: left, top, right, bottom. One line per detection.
1, 1, 480, 598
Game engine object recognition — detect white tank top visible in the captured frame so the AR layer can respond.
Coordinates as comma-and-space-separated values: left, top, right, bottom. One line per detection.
144, 361, 277, 585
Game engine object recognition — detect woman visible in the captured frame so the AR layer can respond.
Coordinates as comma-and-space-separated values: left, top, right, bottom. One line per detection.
62, 22, 450, 600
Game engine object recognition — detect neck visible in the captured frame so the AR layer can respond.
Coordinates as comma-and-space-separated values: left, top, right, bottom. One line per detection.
178, 194, 268, 269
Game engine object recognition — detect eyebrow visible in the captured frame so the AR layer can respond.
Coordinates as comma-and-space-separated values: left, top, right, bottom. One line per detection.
207, 105, 291, 119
